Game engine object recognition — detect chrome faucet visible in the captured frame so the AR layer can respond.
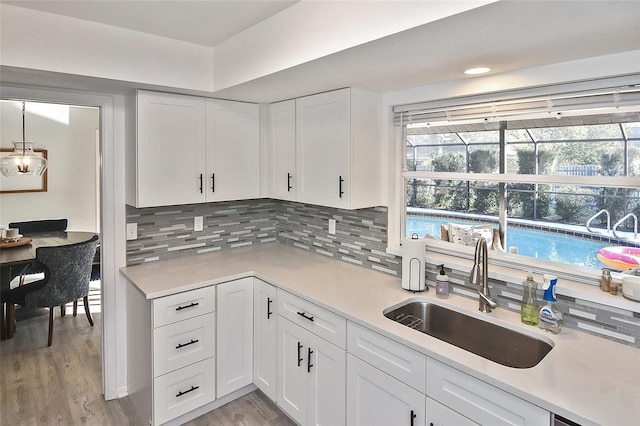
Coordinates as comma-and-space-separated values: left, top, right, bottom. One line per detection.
470, 237, 497, 313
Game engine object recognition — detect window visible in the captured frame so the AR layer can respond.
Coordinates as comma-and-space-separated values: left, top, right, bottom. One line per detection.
396, 79, 640, 283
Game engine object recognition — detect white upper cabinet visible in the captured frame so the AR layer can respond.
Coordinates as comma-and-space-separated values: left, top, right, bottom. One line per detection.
126, 91, 260, 207
126, 90, 206, 207
266, 88, 383, 209
205, 99, 260, 202
296, 88, 383, 209
265, 100, 297, 201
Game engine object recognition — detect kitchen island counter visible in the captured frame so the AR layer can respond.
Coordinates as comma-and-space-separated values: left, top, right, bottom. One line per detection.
121, 243, 639, 426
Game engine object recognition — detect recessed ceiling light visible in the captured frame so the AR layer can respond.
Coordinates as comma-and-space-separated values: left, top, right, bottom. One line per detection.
464, 67, 491, 75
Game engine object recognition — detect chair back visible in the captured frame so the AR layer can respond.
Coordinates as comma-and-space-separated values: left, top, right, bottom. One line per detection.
8, 219, 68, 234
24, 235, 99, 308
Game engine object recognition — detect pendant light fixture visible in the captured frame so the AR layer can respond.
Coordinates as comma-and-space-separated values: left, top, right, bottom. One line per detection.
0, 102, 48, 177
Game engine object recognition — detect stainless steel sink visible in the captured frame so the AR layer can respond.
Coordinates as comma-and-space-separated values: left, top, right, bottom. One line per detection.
383, 301, 553, 368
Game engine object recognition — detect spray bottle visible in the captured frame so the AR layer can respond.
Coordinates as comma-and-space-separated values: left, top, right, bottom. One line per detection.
538, 274, 563, 334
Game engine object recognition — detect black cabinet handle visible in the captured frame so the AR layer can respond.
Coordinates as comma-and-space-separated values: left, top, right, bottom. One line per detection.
297, 311, 314, 322
198, 173, 203, 193
176, 385, 199, 398
267, 297, 273, 319
176, 302, 199, 311
287, 173, 292, 192
307, 348, 314, 373
410, 410, 416, 426
211, 173, 215, 192
297, 342, 303, 367
176, 339, 199, 349
339, 176, 344, 198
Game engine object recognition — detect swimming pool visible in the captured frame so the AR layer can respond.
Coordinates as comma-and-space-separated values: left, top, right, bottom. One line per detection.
407, 216, 607, 269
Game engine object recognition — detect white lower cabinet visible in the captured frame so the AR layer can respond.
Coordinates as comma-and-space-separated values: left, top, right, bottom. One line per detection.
277, 292, 346, 426
427, 358, 550, 426
216, 277, 254, 398
127, 277, 552, 426
253, 278, 278, 400
126, 284, 217, 426
426, 397, 478, 426
154, 357, 217, 425
347, 354, 425, 426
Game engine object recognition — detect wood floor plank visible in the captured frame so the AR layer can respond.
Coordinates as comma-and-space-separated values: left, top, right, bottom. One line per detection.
1, 297, 296, 426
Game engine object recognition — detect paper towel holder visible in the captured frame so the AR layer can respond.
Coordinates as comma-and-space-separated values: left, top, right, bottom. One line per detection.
402, 233, 427, 292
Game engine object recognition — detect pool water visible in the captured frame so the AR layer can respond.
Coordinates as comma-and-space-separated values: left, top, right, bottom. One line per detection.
407, 216, 606, 269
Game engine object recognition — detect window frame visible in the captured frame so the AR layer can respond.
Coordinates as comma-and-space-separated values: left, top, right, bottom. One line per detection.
390, 81, 640, 286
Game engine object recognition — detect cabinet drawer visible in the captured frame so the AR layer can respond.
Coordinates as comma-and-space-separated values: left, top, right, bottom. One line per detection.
347, 321, 426, 393
153, 285, 216, 328
427, 358, 550, 426
153, 313, 215, 377
278, 290, 346, 349
154, 357, 216, 426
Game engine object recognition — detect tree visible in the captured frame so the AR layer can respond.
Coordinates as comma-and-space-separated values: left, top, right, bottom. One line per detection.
431, 153, 467, 211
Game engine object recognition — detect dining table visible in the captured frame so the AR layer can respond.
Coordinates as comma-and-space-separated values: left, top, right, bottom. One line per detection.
0, 231, 99, 340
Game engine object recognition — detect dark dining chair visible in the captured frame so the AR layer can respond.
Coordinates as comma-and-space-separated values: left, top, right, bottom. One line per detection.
8, 219, 69, 286
8, 219, 68, 234
2, 235, 99, 346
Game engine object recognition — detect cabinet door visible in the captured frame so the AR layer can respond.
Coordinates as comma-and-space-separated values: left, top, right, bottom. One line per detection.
307, 332, 346, 426
277, 317, 308, 425
347, 354, 425, 426
427, 358, 550, 426
427, 397, 478, 426
216, 278, 254, 398
135, 91, 206, 207
296, 89, 350, 208
266, 100, 297, 201
205, 99, 260, 201
253, 278, 278, 400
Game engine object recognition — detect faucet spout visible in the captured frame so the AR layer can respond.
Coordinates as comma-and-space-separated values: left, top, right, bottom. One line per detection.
470, 237, 497, 313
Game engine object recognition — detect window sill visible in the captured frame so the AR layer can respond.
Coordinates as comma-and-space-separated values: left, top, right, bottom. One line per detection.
387, 243, 640, 314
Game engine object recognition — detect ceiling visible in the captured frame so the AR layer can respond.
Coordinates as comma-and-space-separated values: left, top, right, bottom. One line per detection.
2, 0, 299, 48
1, 1, 639, 103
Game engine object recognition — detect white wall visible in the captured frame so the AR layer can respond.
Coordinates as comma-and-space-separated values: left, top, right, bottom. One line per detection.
0, 4, 214, 93
0, 101, 99, 232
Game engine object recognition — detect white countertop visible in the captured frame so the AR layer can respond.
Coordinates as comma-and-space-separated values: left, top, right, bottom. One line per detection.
120, 243, 640, 426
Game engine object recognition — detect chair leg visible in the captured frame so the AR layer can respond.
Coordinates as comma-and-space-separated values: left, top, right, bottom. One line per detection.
48, 308, 54, 347
0, 303, 5, 340
61, 304, 66, 317
73, 299, 78, 317
7, 303, 15, 339
83, 296, 94, 327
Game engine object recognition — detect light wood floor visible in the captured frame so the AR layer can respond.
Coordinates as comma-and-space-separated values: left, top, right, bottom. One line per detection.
0, 302, 296, 425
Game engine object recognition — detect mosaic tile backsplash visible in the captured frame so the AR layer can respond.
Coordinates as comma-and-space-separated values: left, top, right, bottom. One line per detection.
126, 199, 640, 348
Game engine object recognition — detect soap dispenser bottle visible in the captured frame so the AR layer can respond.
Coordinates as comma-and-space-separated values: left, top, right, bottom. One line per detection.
538, 274, 563, 334
520, 271, 539, 325
435, 264, 449, 298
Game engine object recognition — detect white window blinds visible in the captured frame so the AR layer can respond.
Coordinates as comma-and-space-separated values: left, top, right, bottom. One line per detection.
393, 74, 640, 129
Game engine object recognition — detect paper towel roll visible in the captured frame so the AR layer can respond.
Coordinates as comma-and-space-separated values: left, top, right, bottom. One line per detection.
402, 236, 426, 291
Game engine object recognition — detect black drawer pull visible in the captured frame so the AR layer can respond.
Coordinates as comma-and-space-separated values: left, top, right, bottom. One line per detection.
176, 339, 199, 349
267, 297, 273, 319
297, 342, 303, 367
176, 385, 199, 398
307, 348, 314, 373
176, 302, 199, 311
410, 410, 416, 426
297, 311, 314, 322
